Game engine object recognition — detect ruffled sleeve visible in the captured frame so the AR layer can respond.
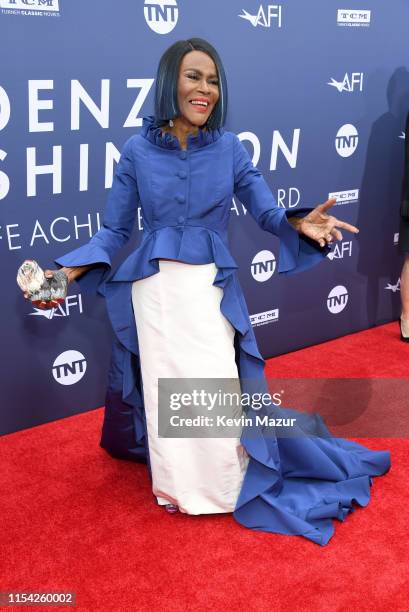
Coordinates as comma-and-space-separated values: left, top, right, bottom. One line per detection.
233, 134, 329, 274
55, 136, 140, 294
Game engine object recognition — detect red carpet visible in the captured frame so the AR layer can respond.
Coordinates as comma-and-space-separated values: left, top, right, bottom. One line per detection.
265, 320, 409, 378
1, 322, 408, 611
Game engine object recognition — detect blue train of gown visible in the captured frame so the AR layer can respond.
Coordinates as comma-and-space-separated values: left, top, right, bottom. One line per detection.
55, 115, 391, 546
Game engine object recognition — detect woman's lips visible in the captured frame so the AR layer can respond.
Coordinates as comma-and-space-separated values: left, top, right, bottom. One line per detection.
189, 101, 209, 113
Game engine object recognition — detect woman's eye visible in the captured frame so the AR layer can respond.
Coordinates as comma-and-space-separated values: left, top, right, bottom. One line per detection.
187, 75, 219, 86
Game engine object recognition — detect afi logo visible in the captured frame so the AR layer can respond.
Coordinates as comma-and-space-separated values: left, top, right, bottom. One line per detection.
239, 4, 282, 28
327, 241, 353, 260
327, 286, 349, 314
251, 250, 276, 282
52, 350, 87, 386
385, 279, 400, 293
327, 73, 363, 93
29, 294, 83, 319
335, 124, 359, 158
144, 0, 178, 34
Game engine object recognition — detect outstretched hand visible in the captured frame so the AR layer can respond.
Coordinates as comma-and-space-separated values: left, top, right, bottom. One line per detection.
291, 197, 359, 247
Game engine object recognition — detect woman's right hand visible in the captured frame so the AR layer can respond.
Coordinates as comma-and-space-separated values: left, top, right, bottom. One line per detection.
22, 267, 72, 306
23, 270, 52, 300
22, 264, 93, 304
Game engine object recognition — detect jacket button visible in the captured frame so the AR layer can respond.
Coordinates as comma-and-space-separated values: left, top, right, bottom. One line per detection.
177, 170, 187, 179
177, 215, 185, 223
179, 151, 187, 160
176, 194, 185, 203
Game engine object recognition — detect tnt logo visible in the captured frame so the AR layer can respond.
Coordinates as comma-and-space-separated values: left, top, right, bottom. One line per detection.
251, 250, 276, 282
144, 0, 178, 34
327, 73, 363, 93
327, 286, 349, 314
335, 124, 358, 157
238, 4, 282, 28
0, 0, 59, 10
52, 350, 87, 386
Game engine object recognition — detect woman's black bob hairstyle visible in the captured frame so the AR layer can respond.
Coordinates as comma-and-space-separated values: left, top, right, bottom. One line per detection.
154, 38, 228, 130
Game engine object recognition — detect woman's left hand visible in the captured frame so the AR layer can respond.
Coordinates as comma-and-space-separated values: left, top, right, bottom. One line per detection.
288, 197, 359, 247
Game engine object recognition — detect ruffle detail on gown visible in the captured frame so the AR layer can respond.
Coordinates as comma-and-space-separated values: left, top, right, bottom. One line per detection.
106, 226, 269, 365
54, 225, 264, 461
140, 115, 225, 150
55, 224, 391, 545
234, 403, 391, 545
99, 337, 148, 464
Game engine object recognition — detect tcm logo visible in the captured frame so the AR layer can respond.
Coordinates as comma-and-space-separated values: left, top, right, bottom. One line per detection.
327, 72, 363, 93
337, 9, 371, 27
251, 250, 276, 282
52, 350, 87, 386
0, 0, 59, 11
144, 0, 178, 34
238, 4, 282, 28
327, 241, 353, 261
335, 124, 359, 158
328, 189, 359, 205
250, 308, 279, 327
327, 285, 349, 314
28, 294, 83, 319
385, 279, 400, 293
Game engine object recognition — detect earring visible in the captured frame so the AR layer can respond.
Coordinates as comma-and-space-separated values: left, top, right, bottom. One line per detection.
169, 119, 174, 127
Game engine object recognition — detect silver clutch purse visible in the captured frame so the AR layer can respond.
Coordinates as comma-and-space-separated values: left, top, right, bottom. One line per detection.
17, 260, 68, 308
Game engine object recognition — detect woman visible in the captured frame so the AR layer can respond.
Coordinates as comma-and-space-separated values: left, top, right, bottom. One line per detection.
26, 38, 390, 545
399, 110, 409, 341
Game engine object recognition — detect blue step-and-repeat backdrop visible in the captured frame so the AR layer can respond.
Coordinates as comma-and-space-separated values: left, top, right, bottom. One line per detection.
1, 0, 407, 435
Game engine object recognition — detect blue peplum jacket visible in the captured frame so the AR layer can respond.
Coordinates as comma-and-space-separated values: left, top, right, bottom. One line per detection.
55, 115, 390, 546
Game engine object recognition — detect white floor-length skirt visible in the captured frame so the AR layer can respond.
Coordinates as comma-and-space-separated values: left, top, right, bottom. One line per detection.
131, 259, 249, 514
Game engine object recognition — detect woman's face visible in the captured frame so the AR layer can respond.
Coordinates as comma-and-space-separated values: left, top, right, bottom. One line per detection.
177, 50, 220, 127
